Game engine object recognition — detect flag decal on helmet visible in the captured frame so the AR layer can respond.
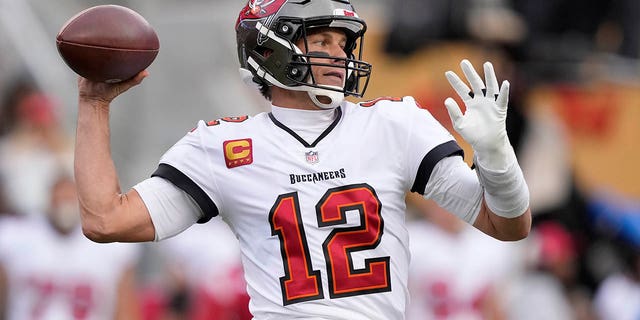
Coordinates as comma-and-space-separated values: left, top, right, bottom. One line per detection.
333, 9, 358, 17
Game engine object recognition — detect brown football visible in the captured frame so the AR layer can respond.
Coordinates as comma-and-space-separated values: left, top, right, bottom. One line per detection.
56, 5, 159, 83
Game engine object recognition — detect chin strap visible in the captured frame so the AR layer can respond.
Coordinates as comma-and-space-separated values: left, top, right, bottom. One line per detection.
241, 63, 346, 109
308, 85, 345, 109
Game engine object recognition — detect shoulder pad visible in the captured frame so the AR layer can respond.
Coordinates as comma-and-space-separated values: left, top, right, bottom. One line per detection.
358, 96, 423, 108
190, 115, 249, 132
359, 96, 404, 107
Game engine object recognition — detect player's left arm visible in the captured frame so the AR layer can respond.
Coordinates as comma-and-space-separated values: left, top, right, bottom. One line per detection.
472, 199, 531, 241
444, 59, 531, 241
113, 265, 141, 320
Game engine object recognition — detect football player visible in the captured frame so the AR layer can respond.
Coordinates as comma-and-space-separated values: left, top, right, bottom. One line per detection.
73, 0, 531, 319
0, 175, 141, 320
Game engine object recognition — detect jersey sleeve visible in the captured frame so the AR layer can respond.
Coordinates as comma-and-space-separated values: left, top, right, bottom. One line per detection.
133, 177, 203, 241
423, 156, 483, 224
150, 120, 222, 224
401, 97, 465, 194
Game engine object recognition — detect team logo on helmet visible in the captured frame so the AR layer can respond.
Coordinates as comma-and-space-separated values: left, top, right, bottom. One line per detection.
238, 0, 287, 22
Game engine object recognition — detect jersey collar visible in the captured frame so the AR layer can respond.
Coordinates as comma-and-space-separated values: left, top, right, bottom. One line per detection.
268, 106, 343, 148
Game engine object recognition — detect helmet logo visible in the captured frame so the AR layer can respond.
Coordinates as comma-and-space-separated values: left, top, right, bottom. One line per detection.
249, 0, 276, 15
241, 0, 287, 20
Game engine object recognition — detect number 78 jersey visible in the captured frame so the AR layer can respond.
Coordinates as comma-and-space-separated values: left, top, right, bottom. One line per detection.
153, 97, 463, 319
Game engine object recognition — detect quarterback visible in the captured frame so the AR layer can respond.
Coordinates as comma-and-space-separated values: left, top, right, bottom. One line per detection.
74, 0, 531, 319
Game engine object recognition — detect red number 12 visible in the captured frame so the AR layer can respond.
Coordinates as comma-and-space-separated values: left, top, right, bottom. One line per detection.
269, 183, 391, 305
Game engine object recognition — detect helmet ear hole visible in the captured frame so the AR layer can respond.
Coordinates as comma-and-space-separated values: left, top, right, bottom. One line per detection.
256, 47, 273, 59
275, 22, 295, 37
286, 64, 308, 82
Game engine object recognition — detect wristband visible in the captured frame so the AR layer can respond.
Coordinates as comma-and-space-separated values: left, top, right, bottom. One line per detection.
474, 153, 529, 218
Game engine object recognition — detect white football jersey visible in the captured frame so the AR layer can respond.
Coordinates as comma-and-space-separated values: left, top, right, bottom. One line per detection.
151, 97, 464, 319
0, 216, 139, 320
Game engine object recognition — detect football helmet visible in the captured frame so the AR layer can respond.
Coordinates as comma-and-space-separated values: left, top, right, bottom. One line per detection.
236, 0, 372, 108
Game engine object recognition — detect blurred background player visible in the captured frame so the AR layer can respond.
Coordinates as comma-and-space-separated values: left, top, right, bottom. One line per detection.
157, 220, 251, 320
593, 236, 640, 320
0, 78, 73, 217
405, 194, 519, 320
505, 221, 589, 320
0, 174, 141, 320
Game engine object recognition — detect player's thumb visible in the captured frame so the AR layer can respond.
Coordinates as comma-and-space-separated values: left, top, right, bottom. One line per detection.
444, 98, 463, 125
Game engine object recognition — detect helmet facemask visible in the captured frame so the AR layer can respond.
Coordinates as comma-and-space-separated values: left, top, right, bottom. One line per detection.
291, 20, 371, 108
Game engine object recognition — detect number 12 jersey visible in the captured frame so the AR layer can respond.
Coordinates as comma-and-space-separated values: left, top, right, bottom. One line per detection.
145, 96, 466, 319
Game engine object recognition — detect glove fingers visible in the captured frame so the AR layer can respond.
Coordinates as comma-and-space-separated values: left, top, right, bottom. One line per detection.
445, 71, 472, 102
444, 97, 464, 126
460, 59, 485, 97
484, 62, 499, 97
496, 80, 510, 111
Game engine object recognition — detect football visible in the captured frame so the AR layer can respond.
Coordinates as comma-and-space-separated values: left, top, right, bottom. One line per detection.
56, 5, 160, 83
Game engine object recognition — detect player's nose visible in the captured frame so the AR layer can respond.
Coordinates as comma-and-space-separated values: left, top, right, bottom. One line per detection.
331, 44, 348, 61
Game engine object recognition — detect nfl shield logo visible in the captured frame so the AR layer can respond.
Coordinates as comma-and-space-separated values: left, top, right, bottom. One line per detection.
305, 151, 319, 164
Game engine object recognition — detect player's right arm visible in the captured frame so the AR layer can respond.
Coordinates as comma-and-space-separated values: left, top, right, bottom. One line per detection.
75, 72, 156, 243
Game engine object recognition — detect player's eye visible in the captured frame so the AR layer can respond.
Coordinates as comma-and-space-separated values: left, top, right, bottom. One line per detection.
311, 39, 326, 47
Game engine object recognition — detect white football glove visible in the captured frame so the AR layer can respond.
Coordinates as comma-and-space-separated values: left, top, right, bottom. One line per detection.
444, 59, 515, 171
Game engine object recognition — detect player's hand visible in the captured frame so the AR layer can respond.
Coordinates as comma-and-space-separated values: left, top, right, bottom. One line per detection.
78, 70, 148, 106
444, 59, 513, 170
